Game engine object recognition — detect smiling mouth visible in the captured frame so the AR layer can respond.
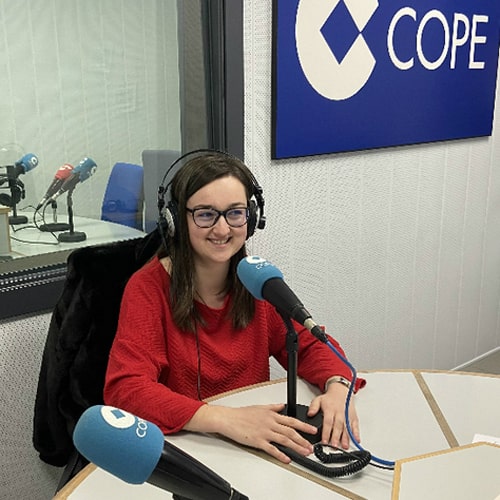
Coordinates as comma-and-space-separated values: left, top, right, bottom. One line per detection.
209, 238, 230, 245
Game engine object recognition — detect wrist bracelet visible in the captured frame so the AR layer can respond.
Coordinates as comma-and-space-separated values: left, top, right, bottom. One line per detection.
325, 375, 351, 392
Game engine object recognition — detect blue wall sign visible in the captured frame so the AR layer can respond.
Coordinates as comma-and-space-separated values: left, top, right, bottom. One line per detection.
272, 0, 500, 159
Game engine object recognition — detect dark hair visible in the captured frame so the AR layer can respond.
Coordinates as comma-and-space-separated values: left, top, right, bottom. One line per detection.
159, 152, 256, 332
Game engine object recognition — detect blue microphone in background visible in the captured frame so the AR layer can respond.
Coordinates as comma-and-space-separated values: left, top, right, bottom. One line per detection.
0, 153, 39, 221
0, 152, 39, 178
0, 152, 38, 179
49, 157, 97, 202
73, 405, 249, 500
13, 153, 39, 176
73, 156, 97, 182
237, 256, 328, 343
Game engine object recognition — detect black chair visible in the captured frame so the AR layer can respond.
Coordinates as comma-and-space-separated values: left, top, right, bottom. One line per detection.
33, 229, 161, 492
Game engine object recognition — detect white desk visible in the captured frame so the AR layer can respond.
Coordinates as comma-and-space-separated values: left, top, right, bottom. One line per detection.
55, 370, 500, 500
6, 215, 145, 259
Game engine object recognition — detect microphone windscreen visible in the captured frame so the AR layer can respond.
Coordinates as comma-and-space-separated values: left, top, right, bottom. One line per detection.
54, 164, 74, 180
237, 256, 283, 300
73, 405, 164, 485
73, 157, 97, 181
16, 153, 39, 173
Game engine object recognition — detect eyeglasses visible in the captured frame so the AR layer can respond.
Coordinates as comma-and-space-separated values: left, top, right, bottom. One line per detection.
186, 207, 249, 228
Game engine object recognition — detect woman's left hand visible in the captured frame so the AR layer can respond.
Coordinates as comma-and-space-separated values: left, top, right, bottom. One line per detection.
307, 382, 360, 449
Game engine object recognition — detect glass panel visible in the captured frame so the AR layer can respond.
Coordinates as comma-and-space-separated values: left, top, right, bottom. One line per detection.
0, 0, 181, 269
0, 0, 244, 319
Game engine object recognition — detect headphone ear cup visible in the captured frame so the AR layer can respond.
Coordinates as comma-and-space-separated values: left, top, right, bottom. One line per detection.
246, 200, 258, 239
164, 201, 178, 238
0, 193, 12, 207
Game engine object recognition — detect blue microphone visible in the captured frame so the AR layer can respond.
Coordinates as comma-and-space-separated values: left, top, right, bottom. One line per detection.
0, 153, 38, 210
49, 157, 97, 201
14, 153, 39, 175
1, 153, 39, 178
73, 405, 249, 500
237, 256, 328, 343
72, 156, 97, 182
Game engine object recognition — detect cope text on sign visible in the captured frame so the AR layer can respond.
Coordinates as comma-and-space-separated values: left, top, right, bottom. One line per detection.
272, 0, 500, 158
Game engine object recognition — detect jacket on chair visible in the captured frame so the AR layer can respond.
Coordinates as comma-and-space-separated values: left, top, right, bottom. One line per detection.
33, 230, 161, 466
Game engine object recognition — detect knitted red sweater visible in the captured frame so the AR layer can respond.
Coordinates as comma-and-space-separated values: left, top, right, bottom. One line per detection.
104, 256, 364, 433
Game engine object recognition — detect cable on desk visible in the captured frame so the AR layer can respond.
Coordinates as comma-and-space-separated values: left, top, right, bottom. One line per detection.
10, 234, 60, 246
7, 205, 60, 245
32, 205, 62, 240
275, 443, 371, 478
9, 218, 60, 246
324, 339, 396, 469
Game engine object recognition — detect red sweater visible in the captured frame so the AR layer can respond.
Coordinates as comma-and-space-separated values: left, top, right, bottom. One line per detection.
104, 256, 364, 434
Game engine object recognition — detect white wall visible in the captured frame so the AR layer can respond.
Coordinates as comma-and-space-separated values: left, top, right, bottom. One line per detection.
243, 1, 500, 371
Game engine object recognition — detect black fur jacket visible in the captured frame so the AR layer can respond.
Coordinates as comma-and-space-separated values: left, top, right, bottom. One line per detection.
33, 230, 161, 466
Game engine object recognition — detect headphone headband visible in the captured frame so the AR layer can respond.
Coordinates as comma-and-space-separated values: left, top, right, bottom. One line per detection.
157, 149, 266, 242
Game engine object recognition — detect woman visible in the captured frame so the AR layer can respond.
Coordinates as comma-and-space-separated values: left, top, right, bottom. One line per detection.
104, 151, 364, 464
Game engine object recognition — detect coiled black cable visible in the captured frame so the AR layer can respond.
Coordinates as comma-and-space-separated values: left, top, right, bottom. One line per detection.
275, 443, 371, 478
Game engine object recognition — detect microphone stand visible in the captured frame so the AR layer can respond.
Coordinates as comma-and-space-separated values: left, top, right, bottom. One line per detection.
5, 165, 27, 225
39, 200, 70, 232
0, 204, 13, 261
279, 312, 322, 444
57, 189, 86, 242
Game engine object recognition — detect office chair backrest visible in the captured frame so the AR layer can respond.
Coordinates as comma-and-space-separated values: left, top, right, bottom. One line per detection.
101, 162, 144, 230
141, 149, 180, 232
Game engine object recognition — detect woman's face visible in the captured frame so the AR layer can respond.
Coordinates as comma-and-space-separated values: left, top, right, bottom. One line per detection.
186, 176, 248, 267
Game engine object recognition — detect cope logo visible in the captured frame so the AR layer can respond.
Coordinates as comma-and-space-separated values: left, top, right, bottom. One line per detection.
101, 406, 149, 438
272, 0, 500, 158
296, 0, 491, 100
245, 255, 270, 269
296, 0, 378, 100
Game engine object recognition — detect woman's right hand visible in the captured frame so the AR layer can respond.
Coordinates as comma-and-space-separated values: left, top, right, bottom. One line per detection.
185, 403, 317, 463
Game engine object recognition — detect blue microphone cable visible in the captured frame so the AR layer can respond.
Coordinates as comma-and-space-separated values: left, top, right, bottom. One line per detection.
324, 339, 396, 469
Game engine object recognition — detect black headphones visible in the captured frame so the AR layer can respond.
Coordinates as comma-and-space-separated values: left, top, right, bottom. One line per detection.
157, 149, 266, 240
0, 176, 25, 208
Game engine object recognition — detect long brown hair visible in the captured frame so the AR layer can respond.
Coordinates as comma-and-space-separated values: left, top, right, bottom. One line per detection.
158, 152, 256, 333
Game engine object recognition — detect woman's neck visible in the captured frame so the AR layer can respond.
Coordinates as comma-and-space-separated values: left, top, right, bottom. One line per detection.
194, 261, 229, 309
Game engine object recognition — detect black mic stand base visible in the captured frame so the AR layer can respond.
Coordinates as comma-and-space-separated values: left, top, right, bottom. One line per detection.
39, 222, 70, 232
281, 404, 323, 444
59, 191, 86, 242
278, 312, 323, 444
58, 230, 86, 242
9, 215, 28, 225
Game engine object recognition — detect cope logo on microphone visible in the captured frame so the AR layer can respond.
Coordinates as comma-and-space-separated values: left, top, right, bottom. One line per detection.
100, 406, 149, 438
244, 255, 270, 269
26, 155, 39, 169
273, 0, 500, 157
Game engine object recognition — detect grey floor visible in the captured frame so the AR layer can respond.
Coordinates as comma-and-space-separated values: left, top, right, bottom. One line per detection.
458, 349, 500, 375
